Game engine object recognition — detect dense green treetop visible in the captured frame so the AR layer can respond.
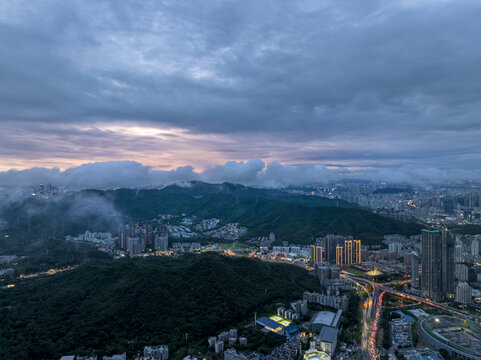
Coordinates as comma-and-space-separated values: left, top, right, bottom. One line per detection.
0, 254, 321, 360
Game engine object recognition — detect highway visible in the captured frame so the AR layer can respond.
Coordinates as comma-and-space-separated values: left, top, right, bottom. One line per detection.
345, 277, 373, 360
343, 274, 481, 323
341, 273, 481, 360
343, 275, 384, 360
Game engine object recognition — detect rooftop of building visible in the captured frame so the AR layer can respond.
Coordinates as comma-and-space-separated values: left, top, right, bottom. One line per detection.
303, 350, 330, 360
256, 317, 283, 332
312, 311, 336, 326
318, 326, 338, 343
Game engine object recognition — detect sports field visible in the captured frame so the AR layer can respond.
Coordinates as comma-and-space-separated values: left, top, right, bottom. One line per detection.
269, 315, 291, 327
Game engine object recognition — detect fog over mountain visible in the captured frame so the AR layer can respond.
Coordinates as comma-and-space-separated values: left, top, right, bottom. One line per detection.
0, 160, 478, 189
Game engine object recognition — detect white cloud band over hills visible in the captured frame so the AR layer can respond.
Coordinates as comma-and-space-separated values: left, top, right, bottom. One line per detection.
0, 160, 478, 189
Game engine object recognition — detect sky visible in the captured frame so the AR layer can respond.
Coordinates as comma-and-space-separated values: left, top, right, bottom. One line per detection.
1, 0, 481, 187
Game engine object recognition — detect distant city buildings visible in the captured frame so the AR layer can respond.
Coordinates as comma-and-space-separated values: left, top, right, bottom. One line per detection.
302, 183, 481, 227
66, 231, 117, 247
127, 237, 142, 256
154, 225, 169, 251
119, 224, 168, 255
0, 268, 15, 278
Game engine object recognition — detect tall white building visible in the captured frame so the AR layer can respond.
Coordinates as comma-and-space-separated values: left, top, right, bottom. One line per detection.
208, 337, 217, 348
455, 282, 472, 304
155, 236, 169, 252
388, 242, 403, 254
127, 237, 142, 256
455, 263, 469, 282
455, 244, 464, 263
472, 240, 480, 256
215, 342, 224, 353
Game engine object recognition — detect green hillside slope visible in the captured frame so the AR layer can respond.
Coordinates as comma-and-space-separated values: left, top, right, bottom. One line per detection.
0, 182, 422, 250
0, 254, 321, 360
107, 189, 421, 244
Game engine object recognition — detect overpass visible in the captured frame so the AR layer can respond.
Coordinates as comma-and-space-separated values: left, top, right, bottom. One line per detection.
342, 274, 481, 323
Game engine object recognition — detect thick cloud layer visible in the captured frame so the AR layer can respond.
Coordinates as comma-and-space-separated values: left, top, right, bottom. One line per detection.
0, 160, 479, 189
1, 1, 481, 174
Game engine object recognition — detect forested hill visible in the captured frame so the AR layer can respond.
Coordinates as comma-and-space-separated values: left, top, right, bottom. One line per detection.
1, 181, 422, 247
0, 254, 322, 360
110, 181, 357, 209
99, 184, 422, 244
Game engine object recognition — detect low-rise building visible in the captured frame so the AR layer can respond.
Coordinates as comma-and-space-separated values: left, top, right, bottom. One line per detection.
390, 318, 413, 348
312, 326, 338, 355
310, 310, 342, 333
143, 345, 168, 360
303, 291, 348, 311
103, 354, 127, 360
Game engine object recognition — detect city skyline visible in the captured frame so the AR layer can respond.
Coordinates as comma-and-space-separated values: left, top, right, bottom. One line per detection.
1, 1, 481, 185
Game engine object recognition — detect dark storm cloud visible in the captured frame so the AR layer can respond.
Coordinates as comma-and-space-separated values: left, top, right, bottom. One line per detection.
1, 0, 481, 176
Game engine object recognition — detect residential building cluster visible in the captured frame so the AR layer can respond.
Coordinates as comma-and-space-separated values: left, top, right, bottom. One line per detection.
398, 348, 443, 360
204, 223, 247, 241
66, 231, 117, 247
268, 337, 302, 360
270, 245, 310, 258
390, 317, 413, 348
194, 218, 220, 231
33, 183, 62, 198
0, 268, 15, 277
0, 255, 19, 264
246, 232, 276, 247
208, 329, 242, 353
224, 349, 258, 360
169, 225, 199, 238
119, 223, 168, 255
312, 235, 361, 267
314, 263, 340, 280
303, 291, 349, 312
